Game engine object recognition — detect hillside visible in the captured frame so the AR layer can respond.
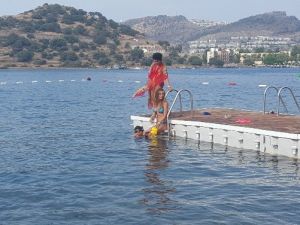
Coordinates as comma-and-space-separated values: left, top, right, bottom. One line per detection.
124, 12, 300, 44
0, 4, 156, 68
123, 15, 207, 44
196, 11, 300, 42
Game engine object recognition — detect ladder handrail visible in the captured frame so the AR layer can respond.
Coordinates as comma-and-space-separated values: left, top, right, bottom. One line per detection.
167, 89, 193, 126
277, 87, 300, 116
165, 89, 182, 113
167, 89, 193, 119
263, 86, 288, 114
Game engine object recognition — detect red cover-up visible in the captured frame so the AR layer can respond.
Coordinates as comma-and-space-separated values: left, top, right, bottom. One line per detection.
147, 62, 168, 91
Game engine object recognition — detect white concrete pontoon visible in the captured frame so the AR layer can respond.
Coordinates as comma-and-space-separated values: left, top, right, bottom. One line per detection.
131, 87, 300, 159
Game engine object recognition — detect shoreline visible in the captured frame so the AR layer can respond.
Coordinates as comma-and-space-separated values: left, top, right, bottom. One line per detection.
1, 65, 300, 71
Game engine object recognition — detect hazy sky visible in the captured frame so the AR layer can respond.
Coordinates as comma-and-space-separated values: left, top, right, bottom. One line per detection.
1, 0, 300, 22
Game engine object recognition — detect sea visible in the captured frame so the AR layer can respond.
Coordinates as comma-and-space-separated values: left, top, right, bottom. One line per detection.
0, 67, 300, 224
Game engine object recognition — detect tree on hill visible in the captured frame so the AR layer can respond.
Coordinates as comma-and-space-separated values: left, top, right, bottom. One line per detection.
254, 47, 265, 53
176, 57, 186, 64
93, 33, 107, 45
188, 56, 202, 66
164, 57, 172, 66
31, 4, 65, 18
42, 52, 54, 60
141, 57, 152, 66
3, 34, 32, 53
119, 24, 138, 36
64, 35, 79, 44
45, 13, 58, 23
22, 24, 35, 33
243, 57, 255, 66
94, 21, 105, 31
34, 59, 47, 65
0, 16, 19, 28
109, 19, 119, 29
291, 45, 300, 61
93, 51, 106, 60
28, 42, 45, 53
16, 50, 34, 62
40, 39, 50, 48
63, 27, 73, 35
73, 25, 87, 35
63, 14, 86, 24
60, 51, 78, 61
130, 47, 144, 62
158, 41, 170, 50
50, 38, 68, 51
209, 57, 224, 67
62, 7, 87, 24
263, 53, 289, 65
98, 57, 111, 65
40, 22, 61, 32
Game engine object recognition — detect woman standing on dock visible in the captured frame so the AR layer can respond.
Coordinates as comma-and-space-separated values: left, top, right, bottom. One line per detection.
133, 53, 173, 108
146, 53, 173, 108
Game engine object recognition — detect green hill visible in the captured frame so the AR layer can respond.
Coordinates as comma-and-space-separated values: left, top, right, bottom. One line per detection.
0, 3, 153, 68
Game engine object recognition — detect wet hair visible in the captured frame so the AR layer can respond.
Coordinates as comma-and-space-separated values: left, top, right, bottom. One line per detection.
152, 52, 163, 61
155, 88, 165, 104
134, 126, 144, 133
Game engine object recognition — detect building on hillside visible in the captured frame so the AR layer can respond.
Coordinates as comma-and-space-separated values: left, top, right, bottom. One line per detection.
131, 45, 166, 55
234, 36, 293, 51
206, 48, 217, 63
189, 39, 217, 54
189, 35, 295, 53
190, 19, 227, 28
207, 48, 232, 64
219, 49, 231, 64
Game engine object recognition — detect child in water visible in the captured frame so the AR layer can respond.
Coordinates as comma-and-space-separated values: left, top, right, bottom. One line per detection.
134, 126, 144, 138
133, 125, 158, 138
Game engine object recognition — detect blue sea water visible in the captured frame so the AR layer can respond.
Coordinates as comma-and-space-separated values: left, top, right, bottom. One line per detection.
0, 68, 300, 224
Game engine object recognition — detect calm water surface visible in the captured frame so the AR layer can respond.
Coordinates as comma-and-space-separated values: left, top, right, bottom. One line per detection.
0, 68, 300, 224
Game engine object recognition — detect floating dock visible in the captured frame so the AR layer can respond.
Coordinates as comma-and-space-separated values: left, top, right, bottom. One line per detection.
131, 108, 300, 159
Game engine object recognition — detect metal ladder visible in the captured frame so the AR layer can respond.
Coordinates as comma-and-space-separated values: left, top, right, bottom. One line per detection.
263, 86, 300, 116
263, 86, 288, 114
277, 87, 300, 116
165, 89, 182, 113
167, 89, 194, 136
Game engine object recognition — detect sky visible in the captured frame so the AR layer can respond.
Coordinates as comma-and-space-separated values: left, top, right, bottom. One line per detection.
0, 0, 300, 23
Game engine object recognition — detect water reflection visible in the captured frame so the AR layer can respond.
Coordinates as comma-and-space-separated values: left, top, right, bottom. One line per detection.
141, 137, 177, 214
238, 150, 245, 164
182, 138, 300, 177
292, 159, 300, 176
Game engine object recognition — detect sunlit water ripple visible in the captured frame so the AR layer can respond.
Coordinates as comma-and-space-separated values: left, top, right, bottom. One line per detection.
0, 68, 300, 224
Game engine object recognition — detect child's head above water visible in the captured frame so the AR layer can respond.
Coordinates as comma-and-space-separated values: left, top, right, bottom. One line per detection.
134, 126, 144, 137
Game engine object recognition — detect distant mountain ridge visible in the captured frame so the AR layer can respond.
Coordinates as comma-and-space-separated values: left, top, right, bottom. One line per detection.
124, 11, 300, 44
229, 11, 300, 34
197, 11, 300, 42
123, 15, 204, 43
